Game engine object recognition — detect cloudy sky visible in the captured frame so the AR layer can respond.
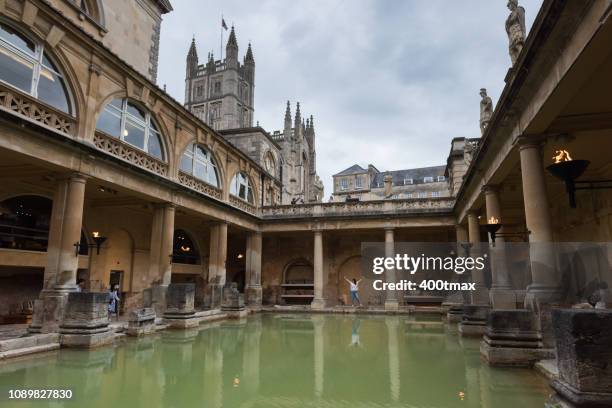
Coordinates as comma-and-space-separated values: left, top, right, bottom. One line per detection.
158, 0, 543, 196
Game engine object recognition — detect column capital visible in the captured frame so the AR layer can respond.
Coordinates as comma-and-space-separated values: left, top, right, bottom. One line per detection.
481, 184, 501, 195
152, 201, 176, 210
57, 172, 89, 183
515, 134, 546, 151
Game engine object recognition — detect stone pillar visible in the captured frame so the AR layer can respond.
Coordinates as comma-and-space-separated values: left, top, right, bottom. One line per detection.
149, 203, 175, 316
384, 227, 399, 311
467, 211, 489, 305
519, 140, 559, 304
59, 292, 113, 348
547, 309, 612, 408
30, 174, 88, 333
483, 185, 515, 309
311, 230, 326, 310
163, 283, 198, 329
205, 222, 228, 309
386, 317, 401, 402
245, 231, 263, 308
456, 224, 468, 243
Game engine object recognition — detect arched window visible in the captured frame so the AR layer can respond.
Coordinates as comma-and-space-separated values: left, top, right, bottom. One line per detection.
0, 21, 72, 114
172, 229, 200, 264
230, 172, 254, 203
264, 151, 276, 177
180, 143, 219, 187
96, 98, 164, 160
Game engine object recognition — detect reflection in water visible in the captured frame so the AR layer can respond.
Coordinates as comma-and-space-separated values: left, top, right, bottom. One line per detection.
0, 314, 549, 407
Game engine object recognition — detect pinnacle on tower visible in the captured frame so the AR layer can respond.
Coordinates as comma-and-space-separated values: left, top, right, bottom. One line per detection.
226, 26, 238, 51
295, 102, 301, 125
284, 101, 292, 131
245, 42, 254, 64
310, 115, 314, 130
186, 36, 198, 77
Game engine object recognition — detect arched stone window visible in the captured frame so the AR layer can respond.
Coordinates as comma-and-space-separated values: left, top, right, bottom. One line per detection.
264, 151, 276, 177
96, 98, 165, 160
172, 229, 200, 264
0, 21, 72, 114
180, 143, 219, 187
230, 172, 254, 204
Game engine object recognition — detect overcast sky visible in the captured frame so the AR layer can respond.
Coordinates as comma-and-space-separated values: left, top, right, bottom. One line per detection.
157, 0, 543, 196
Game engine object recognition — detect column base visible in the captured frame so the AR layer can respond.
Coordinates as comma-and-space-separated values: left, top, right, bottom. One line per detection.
446, 304, 465, 323
127, 308, 156, 337
490, 287, 517, 309
203, 283, 223, 310
311, 298, 326, 310
480, 309, 554, 366
245, 285, 263, 309
547, 379, 612, 408
384, 300, 399, 312
29, 289, 76, 334
151, 284, 168, 317
458, 305, 491, 337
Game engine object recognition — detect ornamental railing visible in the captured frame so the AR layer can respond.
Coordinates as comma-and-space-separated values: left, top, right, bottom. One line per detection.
229, 195, 257, 215
0, 83, 75, 136
178, 171, 223, 200
93, 131, 169, 177
261, 197, 455, 219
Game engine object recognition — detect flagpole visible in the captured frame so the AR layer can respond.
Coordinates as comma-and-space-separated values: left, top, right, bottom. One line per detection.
220, 13, 223, 62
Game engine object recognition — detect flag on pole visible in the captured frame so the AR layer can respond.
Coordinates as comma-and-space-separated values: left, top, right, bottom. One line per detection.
222, 18, 228, 30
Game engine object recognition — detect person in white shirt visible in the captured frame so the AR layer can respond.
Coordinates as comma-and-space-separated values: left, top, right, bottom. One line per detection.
344, 277, 362, 307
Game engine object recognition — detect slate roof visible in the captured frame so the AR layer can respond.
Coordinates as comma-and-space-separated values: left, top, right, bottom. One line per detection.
333, 164, 367, 176
371, 165, 447, 188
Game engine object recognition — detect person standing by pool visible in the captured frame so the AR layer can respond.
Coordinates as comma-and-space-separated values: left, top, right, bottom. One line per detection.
108, 284, 120, 320
344, 277, 362, 307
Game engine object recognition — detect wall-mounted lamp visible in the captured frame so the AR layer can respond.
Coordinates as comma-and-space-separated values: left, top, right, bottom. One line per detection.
546, 150, 590, 208
74, 231, 107, 256
483, 217, 530, 246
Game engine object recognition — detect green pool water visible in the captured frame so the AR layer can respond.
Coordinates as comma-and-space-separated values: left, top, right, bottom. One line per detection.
0, 314, 549, 408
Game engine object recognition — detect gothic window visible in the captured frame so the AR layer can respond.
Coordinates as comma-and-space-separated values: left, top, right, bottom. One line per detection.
0, 21, 72, 114
210, 102, 221, 120
96, 98, 165, 160
264, 152, 276, 177
230, 172, 254, 203
213, 81, 221, 95
180, 143, 220, 187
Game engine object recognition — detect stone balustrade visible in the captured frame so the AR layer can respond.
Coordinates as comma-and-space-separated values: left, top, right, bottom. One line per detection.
0, 83, 75, 136
261, 197, 455, 219
93, 132, 169, 177
178, 170, 223, 199
230, 195, 257, 215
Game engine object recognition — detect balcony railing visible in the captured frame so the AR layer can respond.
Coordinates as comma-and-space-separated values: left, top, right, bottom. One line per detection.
93, 132, 169, 177
261, 197, 455, 219
0, 83, 75, 136
229, 195, 257, 215
178, 171, 223, 200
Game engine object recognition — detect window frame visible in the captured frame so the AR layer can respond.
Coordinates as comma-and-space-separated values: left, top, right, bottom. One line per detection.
417, 191, 427, 199
97, 98, 165, 160
180, 143, 220, 187
423, 176, 434, 183
339, 178, 349, 191
230, 172, 254, 204
0, 20, 73, 115
431, 191, 440, 198
355, 176, 363, 189
437, 176, 446, 182
404, 178, 413, 185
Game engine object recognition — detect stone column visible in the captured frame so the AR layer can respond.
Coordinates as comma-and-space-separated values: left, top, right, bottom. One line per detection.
30, 173, 87, 333
519, 140, 559, 304
245, 231, 263, 308
149, 203, 175, 316
384, 227, 399, 311
456, 224, 468, 243
311, 230, 326, 309
206, 222, 228, 309
483, 185, 515, 309
467, 211, 489, 305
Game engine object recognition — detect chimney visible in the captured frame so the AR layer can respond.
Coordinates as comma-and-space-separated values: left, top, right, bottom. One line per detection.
384, 174, 393, 197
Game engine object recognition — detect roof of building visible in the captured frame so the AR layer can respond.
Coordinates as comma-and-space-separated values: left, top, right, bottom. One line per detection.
371, 165, 447, 187
156, 0, 173, 13
334, 164, 367, 176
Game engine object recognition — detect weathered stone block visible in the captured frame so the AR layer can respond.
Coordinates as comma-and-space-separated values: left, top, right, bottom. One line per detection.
480, 309, 553, 366
245, 285, 262, 308
59, 292, 113, 349
221, 283, 245, 311
458, 305, 490, 337
203, 283, 223, 309
127, 308, 156, 337
163, 284, 198, 329
547, 309, 612, 408
446, 304, 464, 323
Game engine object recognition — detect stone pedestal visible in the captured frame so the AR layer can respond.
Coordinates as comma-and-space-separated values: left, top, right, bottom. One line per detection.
458, 305, 490, 337
310, 298, 326, 310
29, 290, 71, 333
151, 284, 168, 317
245, 285, 262, 309
59, 292, 113, 348
546, 309, 612, 408
446, 304, 464, 323
163, 283, 199, 329
204, 282, 223, 310
384, 300, 400, 312
127, 308, 156, 337
480, 309, 553, 366
221, 283, 247, 318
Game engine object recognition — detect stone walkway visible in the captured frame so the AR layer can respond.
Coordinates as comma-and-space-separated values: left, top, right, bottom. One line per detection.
0, 324, 28, 341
